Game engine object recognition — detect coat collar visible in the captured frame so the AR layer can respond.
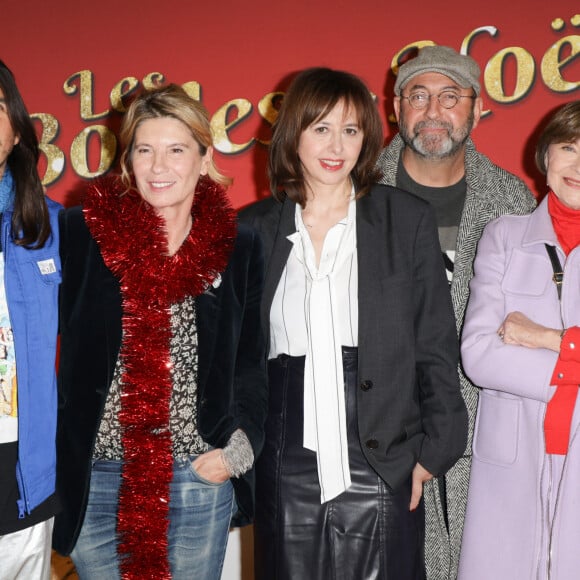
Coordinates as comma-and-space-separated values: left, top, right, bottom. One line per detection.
356, 188, 383, 279
521, 196, 559, 249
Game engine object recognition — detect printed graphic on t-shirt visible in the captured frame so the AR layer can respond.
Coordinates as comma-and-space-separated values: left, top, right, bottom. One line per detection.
0, 256, 17, 443
443, 250, 455, 284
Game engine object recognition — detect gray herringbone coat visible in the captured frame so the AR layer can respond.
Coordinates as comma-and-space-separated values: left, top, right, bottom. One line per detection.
377, 134, 536, 580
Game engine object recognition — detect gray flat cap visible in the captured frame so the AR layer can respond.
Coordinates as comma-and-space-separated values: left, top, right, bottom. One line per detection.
394, 45, 481, 96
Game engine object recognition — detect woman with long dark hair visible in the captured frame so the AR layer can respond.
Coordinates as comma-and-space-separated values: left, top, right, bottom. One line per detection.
0, 60, 61, 580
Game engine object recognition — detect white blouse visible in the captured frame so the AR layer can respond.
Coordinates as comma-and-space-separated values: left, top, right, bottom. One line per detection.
268, 196, 358, 503
269, 200, 358, 358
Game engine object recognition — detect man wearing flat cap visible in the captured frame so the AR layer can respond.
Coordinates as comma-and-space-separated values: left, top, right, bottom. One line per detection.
377, 45, 536, 580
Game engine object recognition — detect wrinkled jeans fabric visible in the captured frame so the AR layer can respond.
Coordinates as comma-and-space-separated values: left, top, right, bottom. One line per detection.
71, 458, 234, 580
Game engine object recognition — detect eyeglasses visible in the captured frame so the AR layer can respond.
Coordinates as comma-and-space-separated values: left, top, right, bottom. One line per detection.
400, 91, 476, 110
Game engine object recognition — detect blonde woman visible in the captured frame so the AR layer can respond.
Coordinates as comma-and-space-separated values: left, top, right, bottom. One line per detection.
53, 85, 267, 579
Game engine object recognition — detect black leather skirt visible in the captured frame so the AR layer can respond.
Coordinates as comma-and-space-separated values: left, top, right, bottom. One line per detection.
254, 347, 425, 580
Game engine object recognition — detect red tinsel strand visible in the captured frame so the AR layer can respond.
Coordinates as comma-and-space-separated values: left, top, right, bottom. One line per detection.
84, 175, 236, 579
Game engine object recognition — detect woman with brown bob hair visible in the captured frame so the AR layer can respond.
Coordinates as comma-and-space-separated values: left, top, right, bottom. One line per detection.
241, 67, 466, 579
268, 67, 383, 205
53, 84, 267, 579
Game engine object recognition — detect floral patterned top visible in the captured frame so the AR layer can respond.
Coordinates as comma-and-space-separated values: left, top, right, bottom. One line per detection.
94, 295, 208, 460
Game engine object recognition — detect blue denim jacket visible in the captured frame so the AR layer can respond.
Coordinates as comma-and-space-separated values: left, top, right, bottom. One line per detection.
2, 198, 61, 517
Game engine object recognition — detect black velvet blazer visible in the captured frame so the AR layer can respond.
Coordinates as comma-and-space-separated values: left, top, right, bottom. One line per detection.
52, 206, 267, 556
239, 184, 468, 491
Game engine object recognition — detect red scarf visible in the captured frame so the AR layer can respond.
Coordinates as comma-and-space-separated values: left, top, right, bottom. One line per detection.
84, 176, 236, 579
548, 190, 580, 256
545, 191, 580, 455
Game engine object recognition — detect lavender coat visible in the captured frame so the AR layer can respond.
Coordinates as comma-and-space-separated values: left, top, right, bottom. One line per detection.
458, 197, 580, 580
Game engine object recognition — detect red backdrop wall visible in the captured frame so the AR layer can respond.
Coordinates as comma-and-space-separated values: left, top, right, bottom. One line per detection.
2, 1, 579, 208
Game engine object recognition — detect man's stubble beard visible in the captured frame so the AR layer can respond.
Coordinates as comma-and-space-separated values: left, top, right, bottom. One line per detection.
399, 108, 475, 160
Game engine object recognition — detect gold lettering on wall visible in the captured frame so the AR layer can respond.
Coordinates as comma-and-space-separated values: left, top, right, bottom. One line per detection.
110, 77, 139, 113
142, 72, 165, 90
64, 70, 109, 121
484, 47, 536, 103
32, 113, 65, 186
182, 82, 201, 101
211, 99, 254, 154
36, 14, 580, 186
541, 35, 580, 92
70, 126, 117, 178
461, 26, 499, 118
461, 25, 498, 55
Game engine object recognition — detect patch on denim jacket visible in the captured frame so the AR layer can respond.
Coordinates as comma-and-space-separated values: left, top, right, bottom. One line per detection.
37, 258, 57, 275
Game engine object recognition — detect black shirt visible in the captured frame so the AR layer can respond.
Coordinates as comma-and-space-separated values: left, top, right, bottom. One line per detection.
0, 442, 58, 534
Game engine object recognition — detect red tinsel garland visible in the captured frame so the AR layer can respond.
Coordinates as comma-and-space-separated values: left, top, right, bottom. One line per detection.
83, 176, 237, 579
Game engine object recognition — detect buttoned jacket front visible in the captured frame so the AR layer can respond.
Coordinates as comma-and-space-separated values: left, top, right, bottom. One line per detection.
376, 134, 536, 579
459, 197, 580, 580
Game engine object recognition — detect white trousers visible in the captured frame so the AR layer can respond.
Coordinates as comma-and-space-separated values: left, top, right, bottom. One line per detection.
0, 517, 54, 580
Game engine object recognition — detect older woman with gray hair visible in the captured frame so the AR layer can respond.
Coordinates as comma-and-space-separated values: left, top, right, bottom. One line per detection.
459, 101, 580, 580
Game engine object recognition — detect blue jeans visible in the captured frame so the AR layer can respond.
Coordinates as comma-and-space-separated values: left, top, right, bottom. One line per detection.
71, 457, 234, 580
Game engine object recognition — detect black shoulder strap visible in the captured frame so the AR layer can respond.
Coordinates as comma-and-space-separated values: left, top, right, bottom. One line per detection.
545, 244, 563, 301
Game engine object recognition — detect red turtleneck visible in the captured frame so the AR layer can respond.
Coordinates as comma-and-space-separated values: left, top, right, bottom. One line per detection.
546, 191, 580, 454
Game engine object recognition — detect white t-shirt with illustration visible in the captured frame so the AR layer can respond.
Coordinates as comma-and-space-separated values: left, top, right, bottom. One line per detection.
0, 256, 17, 443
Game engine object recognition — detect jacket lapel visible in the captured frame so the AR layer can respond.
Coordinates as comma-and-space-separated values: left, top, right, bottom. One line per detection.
261, 198, 296, 341
356, 191, 385, 355
195, 289, 220, 396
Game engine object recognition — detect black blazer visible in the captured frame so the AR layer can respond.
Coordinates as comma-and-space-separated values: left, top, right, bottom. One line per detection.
239, 184, 467, 491
53, 207, 267, 555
